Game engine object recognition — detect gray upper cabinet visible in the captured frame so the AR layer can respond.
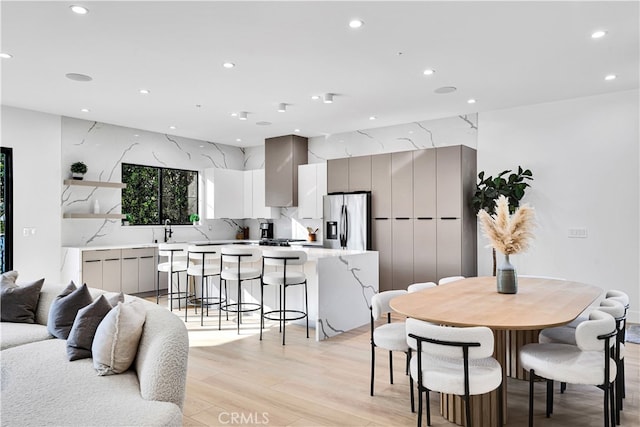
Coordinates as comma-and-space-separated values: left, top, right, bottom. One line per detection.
265, 135, 308, 207
348, 155, 372, 191
413, 149, 436, 218
371, 154, 392, 218
327, 155, 371, 193
327, 158, 349, 193
436, 146, 463, 218
391, 151, 413, 219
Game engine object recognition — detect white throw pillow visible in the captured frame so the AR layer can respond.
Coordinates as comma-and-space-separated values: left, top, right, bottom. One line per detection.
92, 300, 146, 376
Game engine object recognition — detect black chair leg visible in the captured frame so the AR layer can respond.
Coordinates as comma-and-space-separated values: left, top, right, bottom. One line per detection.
417, 390, 423, 427
529, 370, 535, 427
464, 394, 471, 427
426, 389, 431, 426
546, 379, 554, 416
389, 350, 394, 384
560, 381, 566, 393
370, 344, 375, 396
410, 376, 415, 413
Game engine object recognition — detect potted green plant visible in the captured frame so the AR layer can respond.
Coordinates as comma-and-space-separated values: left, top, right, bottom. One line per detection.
189, 213, 200, 225
70, 161, 87, 180
122, 213, 133, 226
472, 166, 533, 275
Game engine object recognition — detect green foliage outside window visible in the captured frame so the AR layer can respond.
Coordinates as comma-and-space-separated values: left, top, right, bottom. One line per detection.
122, 163, 197, 225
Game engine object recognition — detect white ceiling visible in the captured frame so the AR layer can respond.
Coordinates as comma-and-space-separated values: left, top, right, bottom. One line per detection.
1, 1, 638, 147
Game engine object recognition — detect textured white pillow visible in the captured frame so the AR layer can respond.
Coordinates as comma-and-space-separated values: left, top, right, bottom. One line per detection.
92, 300, 146, 376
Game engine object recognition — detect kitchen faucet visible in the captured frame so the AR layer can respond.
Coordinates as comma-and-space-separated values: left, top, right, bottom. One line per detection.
164, 219, 173, 243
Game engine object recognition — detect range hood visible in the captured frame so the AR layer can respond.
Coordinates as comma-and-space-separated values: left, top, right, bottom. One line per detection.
264, 135, 308, 207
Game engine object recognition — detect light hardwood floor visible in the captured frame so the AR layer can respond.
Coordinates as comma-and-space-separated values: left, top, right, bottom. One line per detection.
161, 300, 638, 427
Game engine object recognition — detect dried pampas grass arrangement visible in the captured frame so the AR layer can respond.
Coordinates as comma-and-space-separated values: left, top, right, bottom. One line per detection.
478, 195, 535, 255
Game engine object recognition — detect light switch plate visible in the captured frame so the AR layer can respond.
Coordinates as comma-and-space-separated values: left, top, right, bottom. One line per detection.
568, 228, 588, 238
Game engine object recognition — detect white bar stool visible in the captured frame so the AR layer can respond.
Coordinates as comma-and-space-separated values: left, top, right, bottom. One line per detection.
186, 245, 225, 328
220, 246, 262, 334
157, 243, 189, 321
260, 249, 309, 345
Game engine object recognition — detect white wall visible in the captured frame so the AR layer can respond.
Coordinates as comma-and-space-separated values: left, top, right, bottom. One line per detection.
1, 106, 62, 282
60, 117, 246, 247
477, 90, 639, 322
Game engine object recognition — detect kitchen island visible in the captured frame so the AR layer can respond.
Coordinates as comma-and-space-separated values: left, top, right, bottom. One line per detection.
61, 242, 379, 341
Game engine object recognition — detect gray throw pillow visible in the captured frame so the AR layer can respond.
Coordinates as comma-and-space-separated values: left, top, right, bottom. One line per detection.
66, 295, 113, 361
0, 272, 45, 324
92, 300, 146, 376
47, 282, 93, 339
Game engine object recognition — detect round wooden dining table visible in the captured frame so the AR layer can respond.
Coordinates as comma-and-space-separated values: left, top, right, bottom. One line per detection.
390, 276, 603, 426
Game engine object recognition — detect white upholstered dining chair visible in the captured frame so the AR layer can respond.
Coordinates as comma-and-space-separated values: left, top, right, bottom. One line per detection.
520, 309, 618, 427
406, 318, 503, 427
370, 290, 413, 410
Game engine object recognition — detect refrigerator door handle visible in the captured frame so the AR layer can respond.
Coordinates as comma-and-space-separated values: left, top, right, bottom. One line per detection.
340, 204, 347, 248
344, 205, 349, 248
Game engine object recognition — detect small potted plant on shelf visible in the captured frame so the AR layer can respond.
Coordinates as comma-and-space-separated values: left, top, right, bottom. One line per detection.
122, 213, 133, 226
70, 161, 87, 180
189, 213, 200, 226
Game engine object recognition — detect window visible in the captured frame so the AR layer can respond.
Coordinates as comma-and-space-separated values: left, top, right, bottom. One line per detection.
1, 147, 13, 272
122, 163, 198, 225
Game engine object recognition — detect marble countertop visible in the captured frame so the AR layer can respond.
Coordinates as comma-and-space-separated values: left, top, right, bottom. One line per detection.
63, 240, 375, 260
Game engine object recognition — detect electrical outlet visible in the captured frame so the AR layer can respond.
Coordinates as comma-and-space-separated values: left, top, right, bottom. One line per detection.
568, 228, 588, 238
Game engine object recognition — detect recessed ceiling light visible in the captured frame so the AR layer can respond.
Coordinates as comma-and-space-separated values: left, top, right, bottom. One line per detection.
434, 86, 457, 94
239, 112, 248, 120
195, 104, 202, 108
323, 93, 334, 104
65, 73, 93, 82
80, 108, 90, 113
199, 145, 204, 148
278, 103, 287, 113
169, 125, 176, 130
222, 62, 235, 69
133, 134, 139, 137
349, 19, 364, 29
70, 5, 89, 15
369, 116, 377, 121
294, 128, 300, 133
311, 95, 320, 100
605, 74, 617, 81
139, 89, 150, 95
0, 53, 13, 59
230, 112, 238, 117
467, 99, 477, 104
236, 138, 242, 142
423, 69, 436, 76
591, 30, 607, 39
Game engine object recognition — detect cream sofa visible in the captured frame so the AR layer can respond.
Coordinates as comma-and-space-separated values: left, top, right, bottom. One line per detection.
1, 283, 189, 427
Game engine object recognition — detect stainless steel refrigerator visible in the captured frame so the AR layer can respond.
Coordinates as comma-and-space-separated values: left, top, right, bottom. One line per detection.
323, 191, 371, 250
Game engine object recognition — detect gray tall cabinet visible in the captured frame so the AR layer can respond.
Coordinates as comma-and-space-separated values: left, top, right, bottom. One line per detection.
327, 145, 476, 292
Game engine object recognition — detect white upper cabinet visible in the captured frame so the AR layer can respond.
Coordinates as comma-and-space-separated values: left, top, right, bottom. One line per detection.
205, 168, 280, 219
250, 169, 280, 219
298, 163, 327, 219
204, 168, 244, 219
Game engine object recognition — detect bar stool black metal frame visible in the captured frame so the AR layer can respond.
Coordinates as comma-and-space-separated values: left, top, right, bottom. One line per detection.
156, 245, 190, 321
260, 250, 309, 345
186, 246, 227, 328
219, 247, 262, 334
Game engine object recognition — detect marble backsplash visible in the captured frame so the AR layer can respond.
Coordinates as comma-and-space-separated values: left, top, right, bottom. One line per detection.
61, 113, 476, 247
